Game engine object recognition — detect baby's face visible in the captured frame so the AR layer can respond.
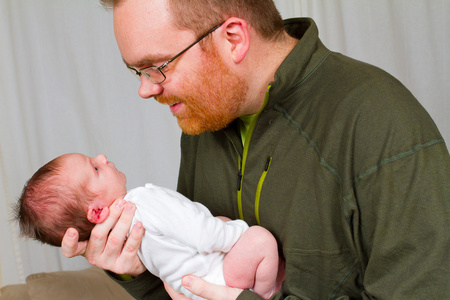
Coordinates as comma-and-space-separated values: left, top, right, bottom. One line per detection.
60, 153, 127, 206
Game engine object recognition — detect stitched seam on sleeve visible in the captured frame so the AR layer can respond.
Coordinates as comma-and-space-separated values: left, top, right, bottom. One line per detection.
353, 139, 445, 184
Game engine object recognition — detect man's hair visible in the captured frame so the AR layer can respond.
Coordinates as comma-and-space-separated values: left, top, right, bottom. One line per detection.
14, 156, 97, 247
100, 0, 285, 41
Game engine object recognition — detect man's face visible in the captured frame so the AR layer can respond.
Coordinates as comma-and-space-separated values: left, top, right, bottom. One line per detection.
155, 43, 248, 135
114, 0, 248, 135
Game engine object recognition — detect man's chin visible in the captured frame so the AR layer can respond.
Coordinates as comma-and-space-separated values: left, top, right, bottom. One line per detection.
178, 121, 208, 135
177, 118, 231, 136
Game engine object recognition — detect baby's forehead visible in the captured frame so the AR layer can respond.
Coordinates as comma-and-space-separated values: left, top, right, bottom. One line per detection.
58, 153, 89, 178
60, 153, 87, 165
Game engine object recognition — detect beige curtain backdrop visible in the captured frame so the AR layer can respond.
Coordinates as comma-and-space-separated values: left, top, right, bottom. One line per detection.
1, 0, 448, 286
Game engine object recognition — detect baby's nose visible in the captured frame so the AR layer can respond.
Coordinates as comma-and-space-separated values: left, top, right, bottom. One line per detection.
96, 154, 107, 164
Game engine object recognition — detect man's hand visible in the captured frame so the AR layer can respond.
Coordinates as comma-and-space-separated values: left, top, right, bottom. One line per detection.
61, 199, 146, 277
164, 276, 243, 300
164, 282, 192, 300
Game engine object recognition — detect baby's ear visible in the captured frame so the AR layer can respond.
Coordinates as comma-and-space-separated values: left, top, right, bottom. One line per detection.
87, 206, 110, 224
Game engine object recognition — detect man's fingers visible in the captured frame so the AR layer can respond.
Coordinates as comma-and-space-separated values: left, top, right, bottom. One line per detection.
164, 282, 193, 300
182, 276, 242, 300
61, 228, 87, 258
122, 221, 144, 255
116, 221, 146, 276
91, 201, 136, 269
60, 199, 145, 276
86, 200, 126, 261
102, 202, 136, 256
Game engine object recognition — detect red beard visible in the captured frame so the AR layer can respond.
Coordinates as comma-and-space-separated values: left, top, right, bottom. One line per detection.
155, 44, 248, 135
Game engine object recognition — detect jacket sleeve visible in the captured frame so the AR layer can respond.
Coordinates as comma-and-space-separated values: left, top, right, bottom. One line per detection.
106, 270, 171, 300
350, 141, 450, 299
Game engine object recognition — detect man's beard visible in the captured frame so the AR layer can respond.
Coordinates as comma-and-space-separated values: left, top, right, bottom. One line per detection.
155, 43, 248, 135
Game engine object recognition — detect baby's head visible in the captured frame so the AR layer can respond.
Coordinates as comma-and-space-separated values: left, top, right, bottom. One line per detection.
15, 153, 127, 247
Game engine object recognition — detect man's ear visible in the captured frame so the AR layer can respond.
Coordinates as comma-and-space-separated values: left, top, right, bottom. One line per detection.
87, 205, 110, 224
221, 17, 250, 64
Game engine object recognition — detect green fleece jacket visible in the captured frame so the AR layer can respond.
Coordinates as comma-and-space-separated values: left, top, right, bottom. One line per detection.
113, 18, 449, 300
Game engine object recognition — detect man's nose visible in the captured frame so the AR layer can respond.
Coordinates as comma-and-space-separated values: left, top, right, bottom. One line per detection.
138, 77, 164, 99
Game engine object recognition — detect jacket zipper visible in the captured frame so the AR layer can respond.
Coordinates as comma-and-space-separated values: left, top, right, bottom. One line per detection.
237, 85, 272, 221
255, 156, 272, 225
237, 157, 244, 219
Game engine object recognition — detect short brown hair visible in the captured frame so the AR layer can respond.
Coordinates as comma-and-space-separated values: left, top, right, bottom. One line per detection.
15, 156, 97, 247
100, 0, 285, 40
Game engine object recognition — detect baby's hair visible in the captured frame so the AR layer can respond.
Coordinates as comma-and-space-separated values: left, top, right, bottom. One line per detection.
14, 156, 98, 247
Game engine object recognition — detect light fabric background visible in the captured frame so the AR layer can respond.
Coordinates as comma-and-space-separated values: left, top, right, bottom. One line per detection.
1, 0, 448, 286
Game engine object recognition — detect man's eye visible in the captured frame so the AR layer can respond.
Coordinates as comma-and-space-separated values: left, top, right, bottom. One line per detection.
128, 67, 141, 79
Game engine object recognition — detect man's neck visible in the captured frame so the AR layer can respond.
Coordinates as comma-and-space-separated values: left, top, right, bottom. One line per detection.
241, 32, 299, 115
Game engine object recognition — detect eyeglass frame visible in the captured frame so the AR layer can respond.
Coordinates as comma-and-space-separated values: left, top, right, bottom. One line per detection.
127, 22, 224, 84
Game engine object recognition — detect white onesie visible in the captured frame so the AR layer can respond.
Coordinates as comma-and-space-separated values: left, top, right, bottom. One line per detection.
125, 183, 249, 300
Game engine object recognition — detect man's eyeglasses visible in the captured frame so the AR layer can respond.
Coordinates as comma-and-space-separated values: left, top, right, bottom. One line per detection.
127, 23, 224, 84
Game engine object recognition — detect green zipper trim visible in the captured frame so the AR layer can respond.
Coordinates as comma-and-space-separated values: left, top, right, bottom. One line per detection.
237, 85, 272, 220
255, 156, 272, 225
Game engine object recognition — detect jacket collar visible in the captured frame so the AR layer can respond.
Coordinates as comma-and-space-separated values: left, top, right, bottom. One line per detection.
266, 18, 331, 109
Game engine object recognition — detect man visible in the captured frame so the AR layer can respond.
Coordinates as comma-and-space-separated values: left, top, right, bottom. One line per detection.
62, 0, 450, 299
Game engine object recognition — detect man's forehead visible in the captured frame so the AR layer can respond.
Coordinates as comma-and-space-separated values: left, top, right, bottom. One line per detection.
113, 0, 191, 67
113, 0, 175, 33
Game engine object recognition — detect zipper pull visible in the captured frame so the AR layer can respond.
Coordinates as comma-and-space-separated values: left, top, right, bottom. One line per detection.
237, 170, 242, 191
264, 156, 272, 171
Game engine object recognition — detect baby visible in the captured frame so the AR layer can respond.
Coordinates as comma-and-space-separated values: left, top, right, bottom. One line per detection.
15, 153, 282, 299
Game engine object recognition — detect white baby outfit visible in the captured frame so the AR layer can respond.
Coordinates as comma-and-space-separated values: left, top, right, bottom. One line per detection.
125, 183, 249, 300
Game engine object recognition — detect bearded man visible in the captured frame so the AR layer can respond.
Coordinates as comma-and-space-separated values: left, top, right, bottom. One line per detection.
62, 0, 450, 299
